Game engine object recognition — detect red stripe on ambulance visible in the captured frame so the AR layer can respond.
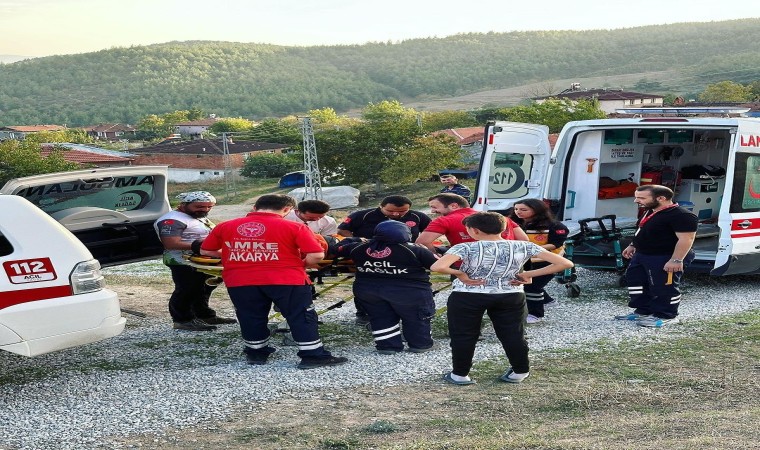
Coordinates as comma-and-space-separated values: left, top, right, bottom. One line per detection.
0, 285, 73, 310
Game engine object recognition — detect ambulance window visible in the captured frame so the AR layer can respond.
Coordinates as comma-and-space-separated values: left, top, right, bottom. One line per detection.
487, 153, 532, 200
729, 153, 760, 213
11, 175, 156, 215
604, 129, 633, 145
0, 232, 12, 257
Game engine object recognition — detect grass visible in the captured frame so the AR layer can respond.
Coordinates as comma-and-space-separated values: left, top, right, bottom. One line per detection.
215, 310, 759, 450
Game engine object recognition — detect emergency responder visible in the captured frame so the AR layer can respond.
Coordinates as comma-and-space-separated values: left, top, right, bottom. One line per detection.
335, 220, 438, 354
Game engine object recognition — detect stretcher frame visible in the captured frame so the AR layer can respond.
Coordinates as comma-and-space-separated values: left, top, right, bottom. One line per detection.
556, 215, 631, 297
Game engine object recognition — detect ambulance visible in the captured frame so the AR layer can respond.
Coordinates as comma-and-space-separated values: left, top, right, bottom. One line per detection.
473, 108, 760, 276
0, 166, 170, 356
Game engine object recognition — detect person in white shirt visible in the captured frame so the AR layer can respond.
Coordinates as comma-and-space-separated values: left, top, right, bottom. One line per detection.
283, 200, 339, 236
431, 212, 573, 386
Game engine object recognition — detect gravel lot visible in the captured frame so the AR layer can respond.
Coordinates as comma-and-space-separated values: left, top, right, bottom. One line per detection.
1, 266, 758, 450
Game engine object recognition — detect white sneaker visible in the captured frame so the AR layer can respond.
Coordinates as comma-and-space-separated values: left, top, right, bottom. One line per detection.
526, 314, 542, 324
500, 368, 529, 383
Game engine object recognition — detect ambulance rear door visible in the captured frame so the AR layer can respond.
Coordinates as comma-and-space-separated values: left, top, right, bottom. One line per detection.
472, 122, 552, 212
1, 166, 170, 267
713, 119, 760, 275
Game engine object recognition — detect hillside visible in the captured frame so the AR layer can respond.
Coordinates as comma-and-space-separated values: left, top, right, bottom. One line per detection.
0, 19, 759, 126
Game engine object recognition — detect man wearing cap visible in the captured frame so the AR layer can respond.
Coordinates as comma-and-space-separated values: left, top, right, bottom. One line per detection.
154, 191, 237, 331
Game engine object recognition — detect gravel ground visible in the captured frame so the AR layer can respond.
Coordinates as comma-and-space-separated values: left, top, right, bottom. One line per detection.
1, 267, 758, 450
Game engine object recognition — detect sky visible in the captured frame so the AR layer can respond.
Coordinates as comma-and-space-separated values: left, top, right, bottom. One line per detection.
1, 0, 760, 57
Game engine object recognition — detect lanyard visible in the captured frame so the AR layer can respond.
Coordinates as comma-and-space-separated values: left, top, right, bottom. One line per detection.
638, 204, 678, 229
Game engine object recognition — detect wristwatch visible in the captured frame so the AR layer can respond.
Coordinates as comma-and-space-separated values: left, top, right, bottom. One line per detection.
671, 259, 683, 263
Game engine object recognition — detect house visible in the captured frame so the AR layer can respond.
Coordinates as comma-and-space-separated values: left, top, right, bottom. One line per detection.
174, 118, 219, 139
129, 138, 289, 182
82, 123, 137, 141
534, 83, 664, 114
0, 125, 67, 140
40, 144, 134, 167
433, 127, 487, 165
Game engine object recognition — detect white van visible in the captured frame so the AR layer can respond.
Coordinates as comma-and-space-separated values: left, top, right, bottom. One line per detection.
0, 166, 170, 356
473, 109, 760, 277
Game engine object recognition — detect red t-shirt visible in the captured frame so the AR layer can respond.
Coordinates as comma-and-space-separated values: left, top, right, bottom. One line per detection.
425, 208, 519, 245
201, 211, 324, 287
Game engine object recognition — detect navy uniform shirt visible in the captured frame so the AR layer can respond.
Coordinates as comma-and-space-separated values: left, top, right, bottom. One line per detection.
440, 184, 471, 202
336, 240, 438, 284
337, 208, 431, 241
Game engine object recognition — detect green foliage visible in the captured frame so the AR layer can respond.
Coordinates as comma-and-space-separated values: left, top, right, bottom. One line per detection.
0, 136, 81, 185
495, 98, 607, 133
240, 152, 302, 178
698, 81, 754, 102
2, 20, 758, 126
421, 110, 478, 133
316, 101, 426, 186
209, 117, 255, 133
380, 134, 464, 186
242, 118, 303, 146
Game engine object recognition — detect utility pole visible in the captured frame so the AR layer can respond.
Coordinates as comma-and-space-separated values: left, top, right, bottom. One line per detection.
221, 132, 237, 200
301, 117, 322, 200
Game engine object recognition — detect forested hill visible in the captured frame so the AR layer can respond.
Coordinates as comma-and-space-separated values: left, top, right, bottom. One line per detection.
1, 19, 759, 126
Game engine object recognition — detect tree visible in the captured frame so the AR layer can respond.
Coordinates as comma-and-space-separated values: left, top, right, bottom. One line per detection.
495, 98, 607, 133
421, 110, 478, 133
209, 117, 255, 133
242, 118, 303, 146
239, 152, 302, 178
379, 134, 464, 186
698, 81, 753, 102
0, 137, 80, 185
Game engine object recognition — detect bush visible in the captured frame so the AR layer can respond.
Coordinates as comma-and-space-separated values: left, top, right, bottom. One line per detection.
240, 152, 302, 178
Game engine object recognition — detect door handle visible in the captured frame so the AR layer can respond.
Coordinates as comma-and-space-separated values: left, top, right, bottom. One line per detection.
738, 220, 752, 229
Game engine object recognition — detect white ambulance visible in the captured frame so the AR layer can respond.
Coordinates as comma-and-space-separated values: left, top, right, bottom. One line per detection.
0, 166, 170, 356
473, 108, 760, 277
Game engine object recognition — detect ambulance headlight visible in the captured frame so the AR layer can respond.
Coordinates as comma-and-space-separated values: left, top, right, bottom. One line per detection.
70, 259, 106, 294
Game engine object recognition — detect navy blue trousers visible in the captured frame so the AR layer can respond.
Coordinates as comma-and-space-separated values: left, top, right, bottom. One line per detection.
353, 280, 435, 352
227, 284, 332, 360
447, 291, 529, 377
167, 265, 218, 323
624, 251, 694, 319
524, 261, 555, 318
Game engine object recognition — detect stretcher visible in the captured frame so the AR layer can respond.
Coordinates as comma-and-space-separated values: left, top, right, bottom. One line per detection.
556, 215, 631, 297
185, 256, 452, 320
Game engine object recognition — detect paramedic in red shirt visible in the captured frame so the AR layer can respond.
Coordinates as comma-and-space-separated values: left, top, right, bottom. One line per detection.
415, 193, 528, 253
201, 194, 348, 369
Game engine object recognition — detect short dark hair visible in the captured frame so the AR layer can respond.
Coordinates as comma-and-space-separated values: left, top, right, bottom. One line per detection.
380, 195, 412, 208
636, 184, 673, 200
254, 194, 296, 211
428, 193, 469, 208
462, 212, 506, 235
297, 199, 330, 214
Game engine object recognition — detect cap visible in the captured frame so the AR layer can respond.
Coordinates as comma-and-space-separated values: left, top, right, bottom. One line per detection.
176, 191, 216, 203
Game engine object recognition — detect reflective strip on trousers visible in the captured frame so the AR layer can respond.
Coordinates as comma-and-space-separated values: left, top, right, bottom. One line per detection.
373, 323, 401, 342
244, 337, 271, 349
525, 292, 544, 302
297, 338, 324, 351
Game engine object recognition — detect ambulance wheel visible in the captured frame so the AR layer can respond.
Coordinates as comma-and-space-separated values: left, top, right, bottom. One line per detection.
566, 283, 581, 298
